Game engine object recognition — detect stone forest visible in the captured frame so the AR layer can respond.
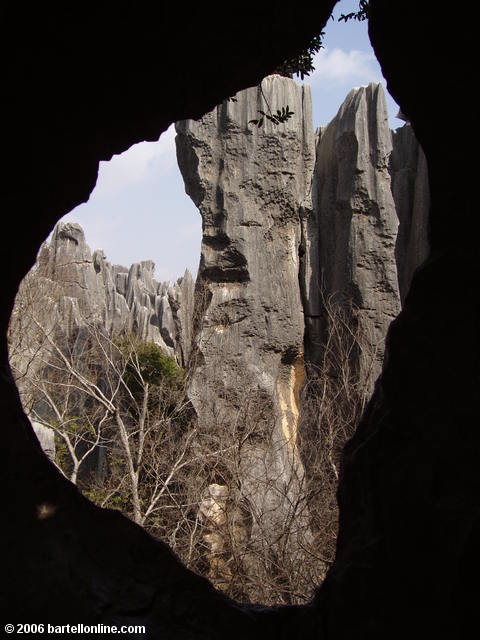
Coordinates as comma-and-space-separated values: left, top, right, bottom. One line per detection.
1, 2, 479, 639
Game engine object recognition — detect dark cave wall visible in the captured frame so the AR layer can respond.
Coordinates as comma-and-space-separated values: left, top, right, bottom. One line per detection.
369, 1, 476, 251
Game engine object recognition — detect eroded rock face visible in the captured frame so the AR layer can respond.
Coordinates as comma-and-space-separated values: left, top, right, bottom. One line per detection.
167, 269, 195, 367
31, 221, 194, 362
11, 76, 431, 613
313, 2, 480, 637
176, 75, 316, 575
306, 83, 401, 391
9, 222, 196, 466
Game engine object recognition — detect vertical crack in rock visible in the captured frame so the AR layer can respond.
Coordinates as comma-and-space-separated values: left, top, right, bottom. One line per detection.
176, 75, 316, 584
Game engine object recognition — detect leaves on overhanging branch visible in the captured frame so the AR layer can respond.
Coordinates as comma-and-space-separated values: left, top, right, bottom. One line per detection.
275, 32, 325, 80
249, 106, 294, 128
339, 0, 369, 23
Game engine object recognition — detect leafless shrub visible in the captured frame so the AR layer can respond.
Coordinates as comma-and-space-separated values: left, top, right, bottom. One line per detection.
9, 268, 375, 606
298, 292, 375, 566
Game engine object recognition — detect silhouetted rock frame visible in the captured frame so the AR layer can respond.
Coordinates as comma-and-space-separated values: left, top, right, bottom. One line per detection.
1, 3, 478, 638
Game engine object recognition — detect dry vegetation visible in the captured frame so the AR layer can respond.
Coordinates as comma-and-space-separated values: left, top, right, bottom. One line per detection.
9, 271, 373, 605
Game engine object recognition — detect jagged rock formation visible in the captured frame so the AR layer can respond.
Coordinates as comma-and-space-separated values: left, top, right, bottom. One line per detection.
177, 80, 430, 438
14, 89, 428, 473
167, 268, 195, 366
306, 83, 401, 391
31, 221, 194, 365
176, 75, 316, 574
390, 123, 430, 303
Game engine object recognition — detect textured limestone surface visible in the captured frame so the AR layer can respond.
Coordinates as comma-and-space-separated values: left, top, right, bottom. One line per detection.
390, 123, 430, 303
33, 221, 194, 363
306, 83, 401, 390
176, 75, 316, 556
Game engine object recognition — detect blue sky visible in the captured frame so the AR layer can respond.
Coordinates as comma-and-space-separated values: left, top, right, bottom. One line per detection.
62, 0, 401, 283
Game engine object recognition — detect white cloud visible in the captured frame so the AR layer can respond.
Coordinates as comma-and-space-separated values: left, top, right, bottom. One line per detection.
309, 47, 382, 86
94, 124, 177, 197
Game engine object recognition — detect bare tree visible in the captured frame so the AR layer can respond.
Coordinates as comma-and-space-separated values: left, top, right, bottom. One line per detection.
9, 266, 375, 607
298, 292, 375, 567
19, 319, 199, 528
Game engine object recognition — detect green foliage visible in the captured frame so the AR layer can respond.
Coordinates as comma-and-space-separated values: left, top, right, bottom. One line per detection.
339, 0, 369, 23
248, 1, 370, 130
249, 105, 295, 128
133, 341, 180, 385
67, 418, 95, 437
55, 437, 68, 470
82, 486, 107, 506
274, 33, 325, 80
83, 484, 132, 513
247, 31, 323, 129
117, 335, 183, 397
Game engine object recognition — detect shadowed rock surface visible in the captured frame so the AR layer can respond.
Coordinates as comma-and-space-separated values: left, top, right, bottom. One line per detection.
176, 79, 424, 473
314, 3, 480, 638
390, 123, 430, 303
175, 77, 431, 594
10, 75, 431, 624
30, 421, 56, 462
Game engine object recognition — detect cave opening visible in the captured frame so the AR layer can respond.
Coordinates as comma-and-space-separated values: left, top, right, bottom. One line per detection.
6, 0, 430, 615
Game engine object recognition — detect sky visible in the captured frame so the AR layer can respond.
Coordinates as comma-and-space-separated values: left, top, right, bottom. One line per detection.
62, 0, 402, 284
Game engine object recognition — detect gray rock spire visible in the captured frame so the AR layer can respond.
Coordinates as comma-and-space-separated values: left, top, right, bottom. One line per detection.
306, 83, 401, 391
176, 75, 316, 577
